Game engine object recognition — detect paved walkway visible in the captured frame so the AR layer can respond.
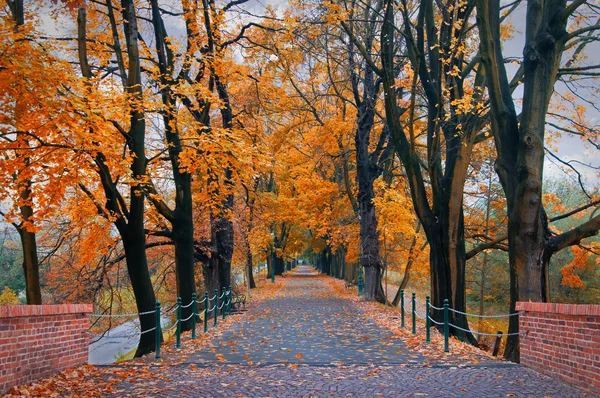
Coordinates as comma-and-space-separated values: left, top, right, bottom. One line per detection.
187, 266, 420, 366
103, 266, 590, 397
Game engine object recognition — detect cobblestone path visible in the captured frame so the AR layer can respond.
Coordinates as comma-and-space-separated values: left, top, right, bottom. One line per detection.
186, 266, 422, 366
105, 266, 592, 397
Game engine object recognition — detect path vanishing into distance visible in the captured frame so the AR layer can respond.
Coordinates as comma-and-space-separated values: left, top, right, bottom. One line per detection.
90, 267, 592, 397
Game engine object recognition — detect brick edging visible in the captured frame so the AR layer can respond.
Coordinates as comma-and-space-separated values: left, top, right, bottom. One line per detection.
0, 304, 93, 318
516, 301, 600, 316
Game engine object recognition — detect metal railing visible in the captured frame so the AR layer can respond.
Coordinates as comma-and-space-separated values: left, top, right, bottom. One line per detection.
397, 289, 527, 353
89, 286, 236, 359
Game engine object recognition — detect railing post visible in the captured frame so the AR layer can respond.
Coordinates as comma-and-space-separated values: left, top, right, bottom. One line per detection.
222, 287, 226, 320
203, 292, 208, 333
155, 301, 161, 360
228, 286, 232, 315
425, 296, 430, 343
357, 266, 364, 296
213, 289, 218, 327
400, 289, 405, 328
176, 297, 182, 349
191, 292, 197, 340
492, 331, 503, 357
443, 298, 449, 353
412, 293, 416, 334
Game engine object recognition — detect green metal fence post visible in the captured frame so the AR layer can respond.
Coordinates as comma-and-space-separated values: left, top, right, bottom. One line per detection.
155, 301, 161, 360
443, 299, 449, 353
228, 286, 232, 315
400, 289, 405, 328
412, 293, 416, 334
191, 292, 197, 340
222, 287, 226, 320
176, 297, 182, 349
425, 296, 430, 343
213, 289, 218, 327
357, 266, 364, 296
203, 292, 208, 333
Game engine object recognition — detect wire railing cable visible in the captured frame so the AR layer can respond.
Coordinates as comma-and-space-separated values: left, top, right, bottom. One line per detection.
448, 308, 524, 318
449, 322, 526, 337
139, 327, 157, 335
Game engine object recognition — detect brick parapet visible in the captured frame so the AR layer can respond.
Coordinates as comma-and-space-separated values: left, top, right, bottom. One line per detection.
0, 304, 92, 394
517, 301, 600, 395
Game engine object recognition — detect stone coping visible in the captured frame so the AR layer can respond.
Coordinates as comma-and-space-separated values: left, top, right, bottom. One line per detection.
516, 301, 600, 316
0, 304, 93, 318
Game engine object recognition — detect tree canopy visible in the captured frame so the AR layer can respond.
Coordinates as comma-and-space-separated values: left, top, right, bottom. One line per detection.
1, 0, 599, 360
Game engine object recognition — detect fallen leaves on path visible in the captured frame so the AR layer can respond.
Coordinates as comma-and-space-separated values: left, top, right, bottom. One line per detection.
323, 276, 503, 365
5, 277, 290, 397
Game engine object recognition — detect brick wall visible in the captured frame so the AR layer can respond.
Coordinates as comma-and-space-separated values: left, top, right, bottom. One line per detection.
0, 304, 92, 394
517, 301, 600, 394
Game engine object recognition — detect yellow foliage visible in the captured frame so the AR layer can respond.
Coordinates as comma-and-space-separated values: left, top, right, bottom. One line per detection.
0, 287, 21, 306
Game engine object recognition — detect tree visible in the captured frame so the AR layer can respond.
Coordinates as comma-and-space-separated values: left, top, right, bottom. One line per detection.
1, 0, 41, 304
477, 0, 600, 361
333, 0, 511, 341
74, 2, 159, 356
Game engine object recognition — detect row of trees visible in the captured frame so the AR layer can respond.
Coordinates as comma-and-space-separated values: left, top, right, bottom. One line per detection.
1, 0, 599, 361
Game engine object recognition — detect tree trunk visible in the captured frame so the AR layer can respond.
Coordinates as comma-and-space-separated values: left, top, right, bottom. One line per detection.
246, 252, 256, 289
122, 0, 160, 357
346, 261, 357, 283
10, 6, 41, 305
476, 0, 574, 362
208, 169, 234, 291
325, 249, 329, 274
18, 181, 41, 305
203, 251, 221, 295
76, 1, 160, 357
266, 252, 273, 279
172, 213, 196, 330
357, 167, 387, 303
123, 234, 158, 357
274, 255, 284, 276
148, 0, 197, 332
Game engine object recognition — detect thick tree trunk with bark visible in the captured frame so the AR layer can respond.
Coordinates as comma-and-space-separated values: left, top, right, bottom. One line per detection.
346, 261, 358, 284
122, 234, 157, 357
274, 255, 284, 276
476, 0, 600, 361
203, 245, 221, 295
354, 67, 387, 303
203, 172, 234, 294
339, 2, 390, 303
172, 212, 196, 330
357, 169, 386, 302
216, 204, 234, 289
